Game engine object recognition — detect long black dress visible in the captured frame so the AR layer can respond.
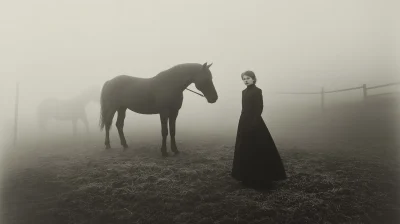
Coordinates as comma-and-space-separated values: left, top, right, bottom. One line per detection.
231, 84, 286, 186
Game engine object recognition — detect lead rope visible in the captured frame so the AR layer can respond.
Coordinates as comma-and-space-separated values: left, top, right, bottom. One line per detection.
185, 88, 204, 97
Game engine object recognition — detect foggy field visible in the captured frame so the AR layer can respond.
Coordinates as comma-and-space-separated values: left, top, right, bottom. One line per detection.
1, 0, 398, 223
1, 96, 399, 224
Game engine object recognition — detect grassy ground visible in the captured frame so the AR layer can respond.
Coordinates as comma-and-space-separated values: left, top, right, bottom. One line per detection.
1, 133, 399, 224
1, 95, 399, 224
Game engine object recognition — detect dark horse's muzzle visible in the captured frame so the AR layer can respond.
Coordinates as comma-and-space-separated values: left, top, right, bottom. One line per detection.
207, 95, 218, 103
199, 82, 218, 103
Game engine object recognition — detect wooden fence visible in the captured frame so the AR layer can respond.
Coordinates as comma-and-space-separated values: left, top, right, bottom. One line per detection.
10, 81, 400, 147
277, 81, 400, 112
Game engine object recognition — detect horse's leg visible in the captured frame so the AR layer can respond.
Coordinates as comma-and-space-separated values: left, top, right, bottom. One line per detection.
38, 114, 48, 131
169, 109, 179, 155
78, 114, 90, 146
116, 107, 128, 149
81, 113, 89, 135
159, 111, 169, 157
72, 119, 77, 137
105, 109, 117, 149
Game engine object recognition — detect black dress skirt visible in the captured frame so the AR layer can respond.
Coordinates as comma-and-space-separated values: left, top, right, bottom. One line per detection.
231, 84, 287, 186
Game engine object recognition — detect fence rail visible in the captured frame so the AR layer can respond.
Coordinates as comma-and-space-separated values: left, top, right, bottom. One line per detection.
325, 86, 363, 93
277, 81, 400, 112
366, 82, 400, 90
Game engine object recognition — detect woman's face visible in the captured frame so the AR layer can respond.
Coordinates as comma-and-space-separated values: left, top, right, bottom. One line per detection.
242, 75, 254, 86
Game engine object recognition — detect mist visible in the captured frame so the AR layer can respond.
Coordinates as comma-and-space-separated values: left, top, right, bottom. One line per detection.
1, 0, 397, 148
1, 0, 400, 223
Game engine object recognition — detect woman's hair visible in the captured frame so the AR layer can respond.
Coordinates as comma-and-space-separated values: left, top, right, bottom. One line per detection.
241, 70, 257, 84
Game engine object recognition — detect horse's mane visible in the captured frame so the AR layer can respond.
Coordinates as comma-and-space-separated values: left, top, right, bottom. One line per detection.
155, 63, 202, 79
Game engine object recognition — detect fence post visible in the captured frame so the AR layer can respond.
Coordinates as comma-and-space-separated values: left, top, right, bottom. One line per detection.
14, 82, 19, 148
362, 84, 367, 100
321, 87, 325, 112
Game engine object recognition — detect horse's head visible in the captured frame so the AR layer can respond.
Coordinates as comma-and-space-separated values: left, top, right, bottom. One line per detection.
193, 62, 218, 103
80, 85, 101, 104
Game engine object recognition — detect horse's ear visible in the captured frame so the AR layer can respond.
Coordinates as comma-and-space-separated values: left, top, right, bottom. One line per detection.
202, 62, 208, 69
207, 63, 213, 69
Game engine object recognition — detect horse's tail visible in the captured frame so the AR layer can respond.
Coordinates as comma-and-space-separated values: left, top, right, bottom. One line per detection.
99, 81, 110, 131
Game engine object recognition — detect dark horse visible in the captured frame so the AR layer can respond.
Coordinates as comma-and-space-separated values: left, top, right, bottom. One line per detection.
37, 86, 100, 135
99, 62, 218, 157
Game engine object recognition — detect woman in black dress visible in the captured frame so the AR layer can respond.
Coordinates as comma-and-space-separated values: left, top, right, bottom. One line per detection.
231, 70, 287, 188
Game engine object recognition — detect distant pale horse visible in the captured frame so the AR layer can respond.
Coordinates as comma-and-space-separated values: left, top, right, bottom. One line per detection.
37, 86, 100, 135
99, 62, 218, 157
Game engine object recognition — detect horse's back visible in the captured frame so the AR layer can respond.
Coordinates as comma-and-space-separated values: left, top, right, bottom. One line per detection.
105, 75, 150, 89
37, 98, 59, 112
102, 75, 155, 108
37, 98, 80, 122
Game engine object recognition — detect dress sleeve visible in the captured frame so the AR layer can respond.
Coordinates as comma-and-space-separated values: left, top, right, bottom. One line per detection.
254, 89, 263, 116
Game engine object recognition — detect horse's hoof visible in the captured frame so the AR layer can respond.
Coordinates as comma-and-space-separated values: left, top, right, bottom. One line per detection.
105, 145, 111, 150
173, 150, 180, 156
162, 152, 169, 157
122, 144, 129, 150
